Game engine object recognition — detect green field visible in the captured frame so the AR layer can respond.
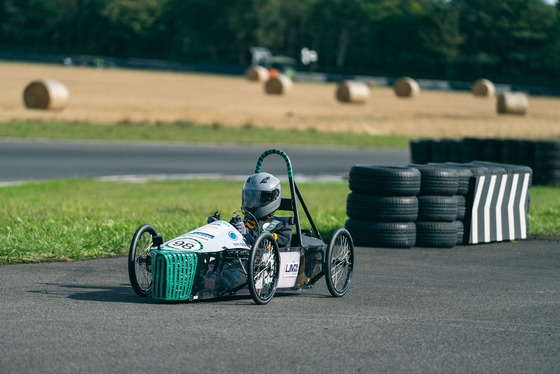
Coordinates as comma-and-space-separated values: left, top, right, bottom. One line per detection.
0, 120, 411, 148
0, 179, 351, 264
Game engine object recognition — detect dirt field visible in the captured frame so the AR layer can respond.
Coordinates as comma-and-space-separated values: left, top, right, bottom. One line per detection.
1, 61, 559, 138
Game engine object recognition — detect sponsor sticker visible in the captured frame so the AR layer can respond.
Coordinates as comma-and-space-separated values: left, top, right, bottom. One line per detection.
190, 231, 215, 240
228, 231, 238, 240
165, 238, 203, 251
283, 262, 299, 277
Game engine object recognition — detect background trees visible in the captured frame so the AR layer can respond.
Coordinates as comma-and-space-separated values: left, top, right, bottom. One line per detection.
0, 0, 558, 85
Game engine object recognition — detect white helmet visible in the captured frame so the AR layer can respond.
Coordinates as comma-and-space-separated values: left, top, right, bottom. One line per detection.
242, 172, 281, 219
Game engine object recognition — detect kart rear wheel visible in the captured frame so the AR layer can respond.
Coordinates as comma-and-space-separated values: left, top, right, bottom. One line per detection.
128, 224, 157, 297
325, 228, 354, 297
248, 233, 280, 305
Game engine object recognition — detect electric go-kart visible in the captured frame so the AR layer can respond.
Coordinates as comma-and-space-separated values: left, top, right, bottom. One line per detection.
128, 149, 354, 305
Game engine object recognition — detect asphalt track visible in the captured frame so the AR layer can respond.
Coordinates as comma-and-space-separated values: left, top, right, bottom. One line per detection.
0, 138, 409, 183
1, 239, 559, 373
1, 139, 559, 373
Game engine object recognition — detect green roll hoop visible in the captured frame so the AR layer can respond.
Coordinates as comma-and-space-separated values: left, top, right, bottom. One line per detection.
255, 149, 293, 177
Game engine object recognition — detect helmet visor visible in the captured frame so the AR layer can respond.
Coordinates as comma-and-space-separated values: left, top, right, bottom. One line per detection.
242, 189, 262, 209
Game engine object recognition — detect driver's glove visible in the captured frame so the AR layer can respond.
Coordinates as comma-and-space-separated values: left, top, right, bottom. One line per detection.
230, 216, 247, 235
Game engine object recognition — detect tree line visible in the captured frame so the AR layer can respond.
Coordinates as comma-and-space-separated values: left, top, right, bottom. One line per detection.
1, 0, 559, 86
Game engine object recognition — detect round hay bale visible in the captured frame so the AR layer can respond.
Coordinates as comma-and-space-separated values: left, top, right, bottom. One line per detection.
394, 77, 420, 98
336, 80, 370, 103
497, 92, 528, 115
471, 78, 495, 97
245, 66, 269, 82
264, 75, 293, 95
23, 79, 69, 110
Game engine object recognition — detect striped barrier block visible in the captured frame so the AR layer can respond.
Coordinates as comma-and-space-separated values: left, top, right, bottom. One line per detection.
463, 162, 532, 244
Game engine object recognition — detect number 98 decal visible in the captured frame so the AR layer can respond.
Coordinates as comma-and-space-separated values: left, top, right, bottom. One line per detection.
165, 238, 203, 251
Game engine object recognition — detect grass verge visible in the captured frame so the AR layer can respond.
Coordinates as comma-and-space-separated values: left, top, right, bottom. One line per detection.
0, 119, 411, 148
526, 186, 560, 237
0, 178, 349, 264
1, 178, 558, 264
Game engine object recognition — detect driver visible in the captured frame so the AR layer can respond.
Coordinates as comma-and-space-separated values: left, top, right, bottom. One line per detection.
208, 172, 293, 248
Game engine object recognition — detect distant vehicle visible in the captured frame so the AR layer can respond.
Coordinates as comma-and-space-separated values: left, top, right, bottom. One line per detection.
61, 55, 115, 68
249, 47, 296, 78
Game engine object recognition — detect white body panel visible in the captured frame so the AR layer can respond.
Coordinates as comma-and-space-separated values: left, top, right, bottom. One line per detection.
162, 221, 250, 252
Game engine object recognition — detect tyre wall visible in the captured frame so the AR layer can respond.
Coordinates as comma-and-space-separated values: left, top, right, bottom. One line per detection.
410, 138, 559, 187
346, 162, 532, 248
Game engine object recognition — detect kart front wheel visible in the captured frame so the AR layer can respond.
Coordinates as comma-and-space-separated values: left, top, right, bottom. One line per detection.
325, 228, 354, 297
128, 224, 158, 297
248, 233, 280, 305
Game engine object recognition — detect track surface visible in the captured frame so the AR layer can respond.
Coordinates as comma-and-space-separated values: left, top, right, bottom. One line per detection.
2, 139, 559, 372
0, 138, 409, 183
1, 239, 559, 373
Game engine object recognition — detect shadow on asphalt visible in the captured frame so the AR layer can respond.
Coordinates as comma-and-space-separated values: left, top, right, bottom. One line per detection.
29, 283, 153, 304
31, 283, 320, 305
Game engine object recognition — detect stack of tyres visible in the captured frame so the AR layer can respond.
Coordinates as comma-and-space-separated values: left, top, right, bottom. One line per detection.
501, 139, 521, 165
534, 141, 560, 186
424, 163, 474, 245
345, 166, 421, 248
409, 138, 555, 186
518, 141, 536, 172
410, 165, 460, 248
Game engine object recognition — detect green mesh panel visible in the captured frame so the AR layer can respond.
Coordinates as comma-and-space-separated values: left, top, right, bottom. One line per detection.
152, 250, 197, 301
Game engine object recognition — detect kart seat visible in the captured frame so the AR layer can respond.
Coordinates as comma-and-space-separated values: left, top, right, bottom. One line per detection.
301, 234, 326, 250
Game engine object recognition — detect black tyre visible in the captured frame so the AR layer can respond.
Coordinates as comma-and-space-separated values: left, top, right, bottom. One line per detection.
410, 139, 431, 164
454, 220, 465, 245
534, 141, 560, 186
456, 195, 466, 220
429, 139, 450, 163
345, 220, 416, 248
417, 195, 458, 222
349, 165, 421, 196
519, 140, 536, 170
325, 228, 354, 297
483, 138, 503, 163
534, 171, 560, 187
248, 233, 280, 305
409, 164, 459, 196
462, 138, 485, 163
501, 139, 522, 165
427, 163, 473, 195
128, 224, 157, 297
447, 139, 465, 162
346, 193, 418, 222
415, 221, 457, 248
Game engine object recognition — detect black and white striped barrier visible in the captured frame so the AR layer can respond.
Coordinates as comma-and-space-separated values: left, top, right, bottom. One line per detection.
466, 172, 531, 244
462, 162, 532, 244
